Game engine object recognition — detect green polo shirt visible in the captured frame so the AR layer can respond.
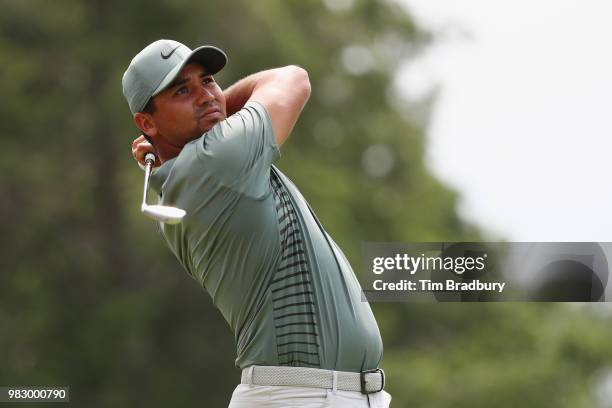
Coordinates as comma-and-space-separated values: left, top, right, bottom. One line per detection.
150, 101, 382, 372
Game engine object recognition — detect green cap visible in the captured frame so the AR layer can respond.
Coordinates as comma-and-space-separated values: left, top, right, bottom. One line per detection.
122, 39, 227, 114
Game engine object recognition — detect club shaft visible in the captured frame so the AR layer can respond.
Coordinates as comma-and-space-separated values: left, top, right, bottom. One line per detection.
142, 156, 154, 208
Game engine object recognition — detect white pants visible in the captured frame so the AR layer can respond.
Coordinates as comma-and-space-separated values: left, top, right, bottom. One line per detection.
228, 384, 392, 407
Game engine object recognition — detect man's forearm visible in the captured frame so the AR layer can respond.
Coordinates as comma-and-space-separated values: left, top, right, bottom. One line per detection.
223, 68, 286, 116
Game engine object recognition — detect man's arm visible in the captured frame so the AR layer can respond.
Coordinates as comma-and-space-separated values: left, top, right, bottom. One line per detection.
224, 65, 311, 147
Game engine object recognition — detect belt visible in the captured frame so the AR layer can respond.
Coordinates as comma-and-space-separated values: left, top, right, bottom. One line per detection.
241, 365, 385, 394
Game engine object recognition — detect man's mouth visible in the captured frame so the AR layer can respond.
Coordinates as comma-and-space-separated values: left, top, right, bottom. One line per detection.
200, 108, 221, 119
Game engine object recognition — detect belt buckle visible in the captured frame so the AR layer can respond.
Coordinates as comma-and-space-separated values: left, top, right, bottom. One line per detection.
360, 368, 385, 394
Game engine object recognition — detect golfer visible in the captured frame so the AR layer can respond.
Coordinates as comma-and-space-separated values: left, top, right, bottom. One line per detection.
123, 39, 391, 407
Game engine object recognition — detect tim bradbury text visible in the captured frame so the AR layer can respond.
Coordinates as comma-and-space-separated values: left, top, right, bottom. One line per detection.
373, 279, 507, 293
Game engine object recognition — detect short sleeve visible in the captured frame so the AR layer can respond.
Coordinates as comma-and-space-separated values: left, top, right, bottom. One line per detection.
195, 101, 280, 197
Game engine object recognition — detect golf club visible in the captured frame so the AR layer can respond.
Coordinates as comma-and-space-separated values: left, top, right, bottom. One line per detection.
141, 152, 186, 224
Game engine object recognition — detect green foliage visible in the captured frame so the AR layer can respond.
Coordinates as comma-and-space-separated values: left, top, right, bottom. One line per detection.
380, 304, 612, 407
1, 0, 611, 407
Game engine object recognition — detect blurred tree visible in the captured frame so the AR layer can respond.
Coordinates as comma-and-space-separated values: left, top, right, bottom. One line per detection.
1, 0, 611, 407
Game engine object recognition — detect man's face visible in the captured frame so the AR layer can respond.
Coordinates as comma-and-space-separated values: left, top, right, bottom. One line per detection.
151, 62, 227, 146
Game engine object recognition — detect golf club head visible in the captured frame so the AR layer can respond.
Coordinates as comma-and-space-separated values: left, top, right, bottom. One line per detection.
141, 204, 186, 224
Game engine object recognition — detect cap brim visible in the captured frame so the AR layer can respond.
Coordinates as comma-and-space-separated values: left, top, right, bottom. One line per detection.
152, 45, 227, 97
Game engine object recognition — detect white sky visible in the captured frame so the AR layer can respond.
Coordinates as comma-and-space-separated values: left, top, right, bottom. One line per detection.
396, 0, 612, 241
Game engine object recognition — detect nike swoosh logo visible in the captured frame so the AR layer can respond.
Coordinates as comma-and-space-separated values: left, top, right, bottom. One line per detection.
160, 45, 181, 59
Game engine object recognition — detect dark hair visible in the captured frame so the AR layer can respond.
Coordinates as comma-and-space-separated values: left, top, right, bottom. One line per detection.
141, 98, 156, 114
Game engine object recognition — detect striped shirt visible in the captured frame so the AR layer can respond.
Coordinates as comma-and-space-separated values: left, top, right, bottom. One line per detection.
150, 101, 383, 372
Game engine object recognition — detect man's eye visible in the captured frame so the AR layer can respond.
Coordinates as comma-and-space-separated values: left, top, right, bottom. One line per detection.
176, 87, 187, 95
203, 77, 214, 85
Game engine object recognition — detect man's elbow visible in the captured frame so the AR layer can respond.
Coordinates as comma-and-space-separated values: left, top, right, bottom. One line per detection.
286, 65, 311, 102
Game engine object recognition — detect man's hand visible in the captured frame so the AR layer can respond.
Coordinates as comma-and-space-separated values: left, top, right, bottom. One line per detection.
132, 135, 161, 168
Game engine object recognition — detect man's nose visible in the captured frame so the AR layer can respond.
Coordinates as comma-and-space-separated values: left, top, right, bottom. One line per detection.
196, 86, 215, 105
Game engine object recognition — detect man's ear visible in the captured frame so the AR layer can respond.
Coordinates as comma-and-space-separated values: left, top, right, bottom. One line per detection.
133, 112, 158, 138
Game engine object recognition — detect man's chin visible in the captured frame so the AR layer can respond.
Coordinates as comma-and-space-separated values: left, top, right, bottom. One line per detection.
198, 115, 224, 133
198, 124, 215, 134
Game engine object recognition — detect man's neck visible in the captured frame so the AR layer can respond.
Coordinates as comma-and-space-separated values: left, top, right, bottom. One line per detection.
154, 130, 207, 164
154, 138, 183, 164
158, 145, 181, 164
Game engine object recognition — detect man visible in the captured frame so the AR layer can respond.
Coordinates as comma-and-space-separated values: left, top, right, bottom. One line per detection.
123, 39, 391, 407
